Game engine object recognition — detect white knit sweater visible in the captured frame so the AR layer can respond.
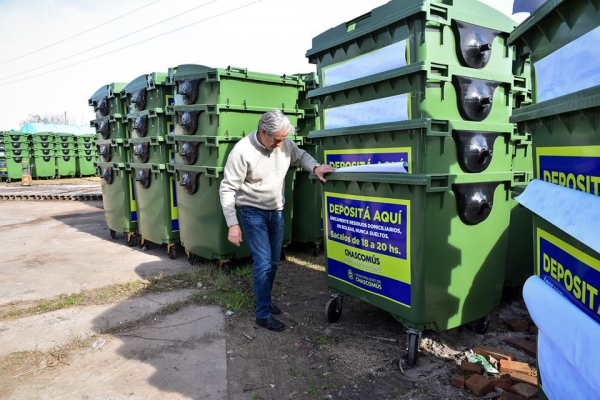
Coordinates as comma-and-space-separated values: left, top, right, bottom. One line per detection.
219, 131, 319, 227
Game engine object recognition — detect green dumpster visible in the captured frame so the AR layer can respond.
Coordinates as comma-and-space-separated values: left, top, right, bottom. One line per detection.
168, 64, 304, 109
91, 115, 129, 140
321, 171, 521, 365
129, 162, 179, 258
309, 119, 514, 174
173, 165, 297, 264
56, 154, 76, 177
129, 136, 173, 164
96, 139, 129, 163
169, 104, 303, 137
122, 72, 173, 113
96, 161, 138, 241
170, 135, 243, 167
32, 151, 56, 179
76, 154, 97, 177
89, 82, 128, 118
307, 0, 518, 79
0, 158, 7, 180
126, 108, 173, 138
2, 155, 30, 181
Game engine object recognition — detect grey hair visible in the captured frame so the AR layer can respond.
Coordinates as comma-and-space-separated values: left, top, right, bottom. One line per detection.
257, 109, 295, 136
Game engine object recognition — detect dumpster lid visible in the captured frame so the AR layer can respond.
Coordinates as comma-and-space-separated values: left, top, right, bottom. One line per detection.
89, 82, 127, 103
123, 72, 169, 94
515, 179, 600, 253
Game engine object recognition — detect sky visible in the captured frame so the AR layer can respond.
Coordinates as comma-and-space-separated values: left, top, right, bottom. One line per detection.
0, 0, 529, 130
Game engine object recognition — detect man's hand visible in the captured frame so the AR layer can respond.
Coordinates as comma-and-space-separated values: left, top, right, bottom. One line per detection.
228, 225, 243, 247
314, 164, 335, 182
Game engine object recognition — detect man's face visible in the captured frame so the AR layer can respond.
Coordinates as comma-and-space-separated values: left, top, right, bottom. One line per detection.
260, 129, 288, 150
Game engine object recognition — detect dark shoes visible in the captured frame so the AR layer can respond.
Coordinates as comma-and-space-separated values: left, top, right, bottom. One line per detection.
256, 316, 286, 331
270, 303, 281, 315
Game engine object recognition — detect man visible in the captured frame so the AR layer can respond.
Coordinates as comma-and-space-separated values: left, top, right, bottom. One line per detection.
219, 110, 334, 331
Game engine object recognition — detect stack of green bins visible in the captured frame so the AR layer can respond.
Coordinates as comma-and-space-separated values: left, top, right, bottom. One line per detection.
0, 134, 6, 181
508, 1, 600, 398
90, 82, 139, 245
75, 133, 97, 177
290, 73, 324, 255
29, 131, 56, 179
306, 0, 529, 366
167, 64, 305, 265
54, 132, 76, 177
123, 72, 179, 258
0, 131, 31, 182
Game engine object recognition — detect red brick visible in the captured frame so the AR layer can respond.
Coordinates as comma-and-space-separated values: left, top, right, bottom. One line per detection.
490, 378, 514, 391
506, 319, 530, 332
474, 346, 515, 361
509, 383, 538, 399
509, 372, 538, 387
451, 375, 465, 389
499, 359, 532, 375
465, 374, 494, 397
501, 392, 526, 400
506, 337, 537, 356
461, 359, 482, 376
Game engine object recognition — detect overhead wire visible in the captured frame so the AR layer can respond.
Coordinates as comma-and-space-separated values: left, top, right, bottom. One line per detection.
0, 0, 220, 81
0, 0, 264, 88
0, 0, 161, 66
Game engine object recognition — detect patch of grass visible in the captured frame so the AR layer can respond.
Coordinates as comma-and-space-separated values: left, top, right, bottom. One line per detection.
321, 381, 339, 391
281, 345, 296, 356
250, 391, 258, 400
287, 368, 305, 378
306, 379, 317, 396
394, 389, 403, 399
190, 265, 254, 314
315, 335, 330, 346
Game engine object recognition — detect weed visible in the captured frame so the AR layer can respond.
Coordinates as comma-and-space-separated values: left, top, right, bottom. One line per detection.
287, 368, 305, 378
315, 335, 330, 346
306, 379, 316, 396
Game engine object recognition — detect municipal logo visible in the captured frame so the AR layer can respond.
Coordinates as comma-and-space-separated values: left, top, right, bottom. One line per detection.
347, 269, 354, 281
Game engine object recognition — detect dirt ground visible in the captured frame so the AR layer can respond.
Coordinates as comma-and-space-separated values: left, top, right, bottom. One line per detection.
0, 197, 537, 399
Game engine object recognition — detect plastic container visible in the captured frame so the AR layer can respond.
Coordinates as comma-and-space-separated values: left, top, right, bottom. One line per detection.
307, 0, 517, 80
76, 155, 97, 177
97, 161, 138, 236
126, 109, 173, 138
170, 135, 242, 167
57, 154, 76, 177
91, 115, 129, 140
129, 136, 172, 164
308, 63, 523, 128
128, 162, 179, 247
89, 82, 128, 118
168, 64, 304, 108
31, 153, 56, 178
320, 169, 523, 362
169, 104, 304, 137
122, 72, 173, 113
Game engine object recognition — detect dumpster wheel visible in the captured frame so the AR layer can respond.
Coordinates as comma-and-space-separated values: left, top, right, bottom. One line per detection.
185, 250, 197, 266
110, 229, 116, 239
126, 233, 139, 247
324, 297, 343, 323
407, 332, 420, 367
470, 315, 490, 335
167, 244, 178, 260
139, 237, 148, 251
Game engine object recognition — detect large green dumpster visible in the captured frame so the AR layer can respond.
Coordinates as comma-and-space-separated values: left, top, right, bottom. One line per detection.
96, 161, 138, 241
76, 154, 97, 177
129, 162, 179, 257
56, 154, 76, 177
129, 136, 172, 164
32, 151, 56, 178
122, 72, 173, 113
89, 82, 128, 118
292, 170, 323, 251
91, 115, 129, 140
308, 63, 520, 128
96, 138, 129, 163
168, 64, 304, 108
170, 135, 243, 167
307, 0, 518, 79
321, 171, 520, 364
309, 119, 514, 174
126, 108, 173, 138
169, 104, 303, 137
2, 155, 30, 181
173, 165, 297, 264
0, 158, 7, 180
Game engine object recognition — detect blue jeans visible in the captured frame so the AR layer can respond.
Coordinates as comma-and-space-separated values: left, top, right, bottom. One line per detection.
238, 206, 284, 320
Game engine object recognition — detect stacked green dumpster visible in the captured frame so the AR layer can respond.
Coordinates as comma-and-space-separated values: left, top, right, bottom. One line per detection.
123, 72, 179, 258
0, 131, 31, 181
306, 0, 530, 365
90, 82, 139, 244
167, 64, 305, 264
508, 1, 600, 398
54, 132, 76, 177
75, 133, 97, 177
291, 73, 324, 254
29, 131, 56, 179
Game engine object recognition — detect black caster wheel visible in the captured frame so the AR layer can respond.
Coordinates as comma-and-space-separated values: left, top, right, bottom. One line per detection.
407, 333, 420, 367
470, 315, 490, 335
324, 297, 343, 323
126, 234, 137, 247
168, 246, 177, 260
186, 251, 197, 266
110, 229, 116, 239
280, 247, 287, 261
312, 243, 320, 257
141, 245, 148, 251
